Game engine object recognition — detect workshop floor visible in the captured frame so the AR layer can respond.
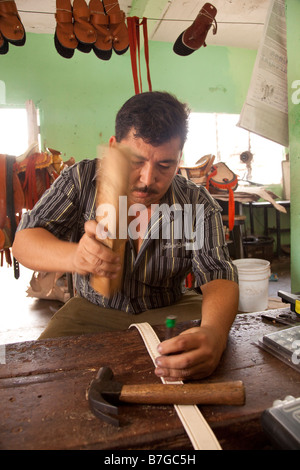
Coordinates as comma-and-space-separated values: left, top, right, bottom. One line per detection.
0, 256, 291, 346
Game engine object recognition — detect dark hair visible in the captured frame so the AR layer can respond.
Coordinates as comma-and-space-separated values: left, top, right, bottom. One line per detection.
115, 91, 190, 149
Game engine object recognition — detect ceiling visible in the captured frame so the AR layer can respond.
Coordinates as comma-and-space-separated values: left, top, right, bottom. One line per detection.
16, 0, 271, 50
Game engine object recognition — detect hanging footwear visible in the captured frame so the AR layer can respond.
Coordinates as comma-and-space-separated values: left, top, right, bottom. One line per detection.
102, 0, 129, 55
89, 0, 112, 60
55, 0, 78, 58
72, 0, 97, 51
0, 30, 8, 54
173, 3, 217, 56
0, 0, 25, 46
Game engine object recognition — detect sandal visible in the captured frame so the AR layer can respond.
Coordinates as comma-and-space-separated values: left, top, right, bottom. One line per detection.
55, 0, 78, 58
102, 0, 129, 55
0, 0, 25, 46
89, 0, 112, 60
173, 3, 217, 56
73, 0, 97, 49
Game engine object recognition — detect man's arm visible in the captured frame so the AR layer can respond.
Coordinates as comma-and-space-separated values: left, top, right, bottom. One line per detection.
12, 220, 122, 279
154, 279, 239, 380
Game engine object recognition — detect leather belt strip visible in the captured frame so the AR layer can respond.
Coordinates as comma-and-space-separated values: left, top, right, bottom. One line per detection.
129, 322, 222, 450
127, 16, 152, 95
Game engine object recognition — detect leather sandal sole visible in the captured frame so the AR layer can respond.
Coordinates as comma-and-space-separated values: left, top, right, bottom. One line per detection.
77, 41, 93, 53
54, 32, 75, 58
93, 44, 112, 60
113, 43, 129, 55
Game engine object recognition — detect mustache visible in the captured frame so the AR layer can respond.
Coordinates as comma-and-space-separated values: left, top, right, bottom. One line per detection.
131, 186, 159, 195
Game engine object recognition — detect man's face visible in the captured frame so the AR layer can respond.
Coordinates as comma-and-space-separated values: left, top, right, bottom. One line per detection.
110, 130, 182, 207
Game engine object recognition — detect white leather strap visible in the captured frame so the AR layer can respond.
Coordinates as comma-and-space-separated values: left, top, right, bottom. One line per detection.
129, 322, 222, 450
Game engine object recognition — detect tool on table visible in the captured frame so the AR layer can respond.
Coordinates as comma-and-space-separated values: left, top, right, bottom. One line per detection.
88, 366, 245, 426
261, 290, 300, 326
91, 144, 132, 298
165, 315, 177, 340
278, 290, 300, 317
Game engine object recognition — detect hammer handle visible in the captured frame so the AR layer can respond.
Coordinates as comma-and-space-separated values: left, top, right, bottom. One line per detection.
120, 381, 245, 406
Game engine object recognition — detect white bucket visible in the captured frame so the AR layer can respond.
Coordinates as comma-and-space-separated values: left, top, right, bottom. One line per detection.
233, 258, 270, 313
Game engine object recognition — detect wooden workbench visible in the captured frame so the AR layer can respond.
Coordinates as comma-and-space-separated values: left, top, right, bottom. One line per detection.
0, 312, 299, 450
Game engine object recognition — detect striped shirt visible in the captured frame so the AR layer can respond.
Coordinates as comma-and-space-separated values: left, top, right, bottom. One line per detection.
18, 159, 238, 314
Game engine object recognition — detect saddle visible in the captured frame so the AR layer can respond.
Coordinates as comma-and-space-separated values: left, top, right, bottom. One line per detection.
179, 156, 238, 231
178, 154, 215, 184
0, 145, 74, 276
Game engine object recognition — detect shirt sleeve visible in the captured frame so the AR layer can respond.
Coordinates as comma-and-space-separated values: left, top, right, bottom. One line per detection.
191, 188, 238, 287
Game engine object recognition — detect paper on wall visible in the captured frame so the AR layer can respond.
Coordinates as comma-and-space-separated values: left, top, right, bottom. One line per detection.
237, 0, 289, 147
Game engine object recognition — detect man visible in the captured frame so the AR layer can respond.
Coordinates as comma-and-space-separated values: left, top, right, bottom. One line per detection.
12, 91, 239, 381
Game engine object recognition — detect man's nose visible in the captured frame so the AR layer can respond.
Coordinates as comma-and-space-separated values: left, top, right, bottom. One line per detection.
140, 163, 156, 186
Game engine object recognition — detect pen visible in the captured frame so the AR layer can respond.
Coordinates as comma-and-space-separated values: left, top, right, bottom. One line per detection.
165, 315, 177, 340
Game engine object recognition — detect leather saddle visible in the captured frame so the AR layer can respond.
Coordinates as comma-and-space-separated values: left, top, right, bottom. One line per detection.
178, 154, 215, 184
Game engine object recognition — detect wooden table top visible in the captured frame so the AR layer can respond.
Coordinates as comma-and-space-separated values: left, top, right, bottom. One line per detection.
0, 312, 299, 450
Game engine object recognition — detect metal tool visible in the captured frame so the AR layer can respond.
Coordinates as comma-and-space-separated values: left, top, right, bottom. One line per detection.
261, 291, 300, 326
278, 290, 300, 317
88, 366, 245, 426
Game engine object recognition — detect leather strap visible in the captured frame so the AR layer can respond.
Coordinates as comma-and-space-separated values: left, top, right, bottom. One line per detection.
55, 9, 73, 22
129, 322, 222, 450
90, 12, 109, 26
127, 16, 152, 95
109, 11, 125, 24
206, 166, 237, 231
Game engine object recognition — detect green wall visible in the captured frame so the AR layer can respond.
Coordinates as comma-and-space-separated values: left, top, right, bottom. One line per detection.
286, 0, 300, 291
0, 32, 256, 161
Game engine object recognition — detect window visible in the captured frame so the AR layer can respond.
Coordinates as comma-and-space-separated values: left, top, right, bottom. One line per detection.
0, 107, 29, 156
183, 113, 285, 185
0, 103, 40, 156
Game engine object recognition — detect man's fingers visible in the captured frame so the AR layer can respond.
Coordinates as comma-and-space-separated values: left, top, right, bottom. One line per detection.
157, 330, 204, 356
154, 328, 219, 381
73, 220, 122, 276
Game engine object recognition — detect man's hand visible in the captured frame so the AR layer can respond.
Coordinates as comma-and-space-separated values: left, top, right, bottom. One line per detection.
154, 325, 226, 381
154, 279, 239, 381
72, 220, 122, 278
12, 221, 122, 278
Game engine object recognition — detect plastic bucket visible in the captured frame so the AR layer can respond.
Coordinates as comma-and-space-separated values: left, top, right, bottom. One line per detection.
233, 258, 271, 312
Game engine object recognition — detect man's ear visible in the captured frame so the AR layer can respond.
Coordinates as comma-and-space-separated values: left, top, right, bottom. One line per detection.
109, 136, 117, 147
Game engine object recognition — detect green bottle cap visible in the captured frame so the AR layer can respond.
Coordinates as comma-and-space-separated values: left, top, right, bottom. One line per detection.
165, 315, 177, 328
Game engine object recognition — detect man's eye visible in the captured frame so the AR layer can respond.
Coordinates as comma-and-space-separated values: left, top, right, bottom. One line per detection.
159, 163, 171, 169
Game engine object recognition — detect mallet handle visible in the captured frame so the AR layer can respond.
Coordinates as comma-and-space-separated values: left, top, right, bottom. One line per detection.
120, 381, 245, 406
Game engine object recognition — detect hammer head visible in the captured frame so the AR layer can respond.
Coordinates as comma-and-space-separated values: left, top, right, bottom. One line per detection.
88, 366, 123, 426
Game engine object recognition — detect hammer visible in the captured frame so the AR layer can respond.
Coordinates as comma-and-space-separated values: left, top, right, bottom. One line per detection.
88, 366, 245, 426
